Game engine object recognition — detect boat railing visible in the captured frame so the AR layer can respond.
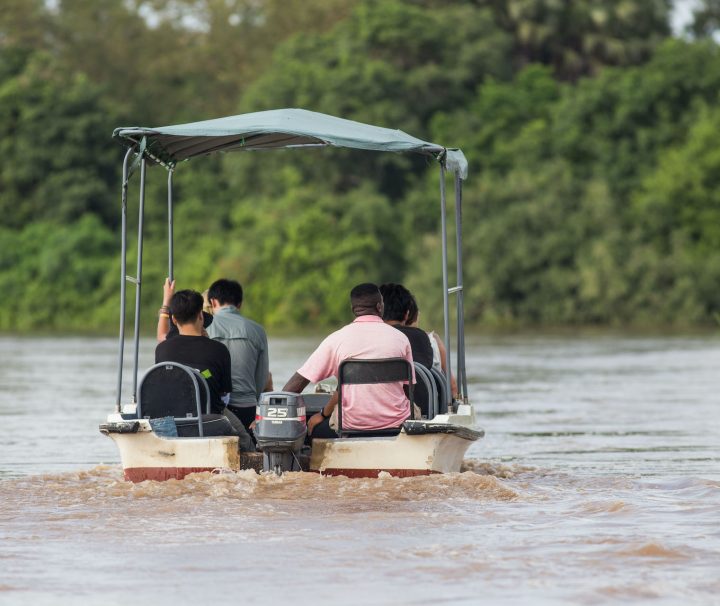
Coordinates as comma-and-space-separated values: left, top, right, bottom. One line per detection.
113, 112, 469, 414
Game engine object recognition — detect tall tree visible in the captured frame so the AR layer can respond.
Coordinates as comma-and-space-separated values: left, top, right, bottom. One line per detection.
686, 0, 720, 37
480, 0, 671, 80
46, 0, 359, 123
0, 47, 120, 229
0, 0, 49, 50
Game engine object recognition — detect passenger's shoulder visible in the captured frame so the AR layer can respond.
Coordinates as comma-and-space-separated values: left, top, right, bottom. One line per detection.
241, 317, 268, 344
407, 325, 431, 339
389, 325, 412, 345
380, 321, 409, 336
329, 322, 356, 340
206, 336, 230, 351
154, 340, 169, 358
311, 325, 345, 351
245, 316, 267, 333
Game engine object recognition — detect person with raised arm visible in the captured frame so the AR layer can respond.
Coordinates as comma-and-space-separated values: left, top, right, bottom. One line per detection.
155, 289, 255, 451
157, 278, 213, 342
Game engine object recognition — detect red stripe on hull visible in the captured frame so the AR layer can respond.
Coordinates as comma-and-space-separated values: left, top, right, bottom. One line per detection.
318, 468, 439, 478
124, 466, 440, 482
124, 467, 216, 482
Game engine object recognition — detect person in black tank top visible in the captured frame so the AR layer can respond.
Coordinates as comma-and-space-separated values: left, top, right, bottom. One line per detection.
403, 285, 459, 399
379, 283, 435, 418
379, 283, 434, 367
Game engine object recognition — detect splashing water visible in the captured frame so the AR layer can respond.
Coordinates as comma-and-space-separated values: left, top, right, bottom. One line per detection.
1, 334, 719, 605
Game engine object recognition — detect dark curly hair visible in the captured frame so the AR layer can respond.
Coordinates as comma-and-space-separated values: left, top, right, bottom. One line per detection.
379, 283, 416, 323
405, 294, 419, 325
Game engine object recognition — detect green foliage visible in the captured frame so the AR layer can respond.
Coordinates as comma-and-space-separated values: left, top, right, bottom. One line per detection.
629, 104, 720, 321
685, 0, 720, 38
551, 39, 720, 198
220, 170, 401, 327
408, 39, 720, 328
1, 0, 719, 333
45, 0, 359, 123
227, 0, 514, 219
431, 64, 560, 174
0, 49, 119, 229
244, 0, 513, 132
0, 215, 115, 331
479, 0, 671, 80
634, 104, 720, 257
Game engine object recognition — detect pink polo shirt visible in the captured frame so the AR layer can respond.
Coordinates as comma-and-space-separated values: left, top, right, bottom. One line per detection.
298, 315, 415, 430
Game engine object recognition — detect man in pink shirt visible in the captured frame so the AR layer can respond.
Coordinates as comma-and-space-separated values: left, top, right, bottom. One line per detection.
282, 283, 415, 434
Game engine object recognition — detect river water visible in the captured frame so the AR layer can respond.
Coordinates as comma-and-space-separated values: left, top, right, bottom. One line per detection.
0, 334, 718, 605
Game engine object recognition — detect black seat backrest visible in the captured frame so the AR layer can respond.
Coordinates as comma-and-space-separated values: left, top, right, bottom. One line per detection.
137, 362, 210, 437
412, 367, 430, 418
414, 363, 438, 419
337, 358, 414, 437
429, 366, 449, 414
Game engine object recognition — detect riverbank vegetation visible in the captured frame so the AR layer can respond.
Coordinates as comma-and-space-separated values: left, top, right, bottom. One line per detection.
1, 0, 719, 332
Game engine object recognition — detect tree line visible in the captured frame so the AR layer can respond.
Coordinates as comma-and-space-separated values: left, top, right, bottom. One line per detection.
1, 0, 719, 333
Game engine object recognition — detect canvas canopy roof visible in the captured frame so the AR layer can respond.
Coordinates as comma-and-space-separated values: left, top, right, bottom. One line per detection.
113, 108, 468, 179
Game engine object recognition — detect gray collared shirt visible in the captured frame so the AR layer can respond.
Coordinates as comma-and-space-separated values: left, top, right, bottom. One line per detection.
207, 306, 269, 407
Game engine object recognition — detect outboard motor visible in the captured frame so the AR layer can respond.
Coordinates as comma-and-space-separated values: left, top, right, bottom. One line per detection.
255, 391, 307, 475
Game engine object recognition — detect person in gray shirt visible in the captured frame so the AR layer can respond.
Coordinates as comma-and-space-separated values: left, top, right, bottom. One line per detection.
206, 279, 271, 433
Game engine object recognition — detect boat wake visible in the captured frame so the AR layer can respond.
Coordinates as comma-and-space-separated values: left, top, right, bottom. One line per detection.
0, 463, 520, 517
460, 458, 536, 478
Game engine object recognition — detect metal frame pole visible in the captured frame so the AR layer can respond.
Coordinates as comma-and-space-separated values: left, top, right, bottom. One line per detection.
131, 158, 147, 403
168, 170, 174, 280
454, 172, 468, 402
115, 148, 133, 412
439, 165, 452, 410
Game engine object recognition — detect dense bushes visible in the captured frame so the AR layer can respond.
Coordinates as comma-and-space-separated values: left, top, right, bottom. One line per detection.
1, 0, 718, 332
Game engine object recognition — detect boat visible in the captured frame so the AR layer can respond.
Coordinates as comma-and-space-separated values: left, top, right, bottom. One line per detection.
100, 108, 483, 481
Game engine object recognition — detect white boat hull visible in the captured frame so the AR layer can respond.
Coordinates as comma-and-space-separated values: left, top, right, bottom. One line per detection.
102, 405, 482, 482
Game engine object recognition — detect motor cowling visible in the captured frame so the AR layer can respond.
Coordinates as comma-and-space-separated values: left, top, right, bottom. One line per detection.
255, 391, 307, 475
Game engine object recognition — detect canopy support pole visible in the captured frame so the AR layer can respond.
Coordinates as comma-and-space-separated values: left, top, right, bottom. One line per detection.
115, 148, 133, 413
454, 172, 468, 402
439, 165, 453, 411
168, 170, 174, 280
131, 158, 147, 403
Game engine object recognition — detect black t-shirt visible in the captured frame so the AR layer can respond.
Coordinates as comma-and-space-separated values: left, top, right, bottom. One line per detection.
155, 335, 231, 414
394, 325, 434, 369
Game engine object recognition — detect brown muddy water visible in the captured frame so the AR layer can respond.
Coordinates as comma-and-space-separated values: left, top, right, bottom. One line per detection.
0, 334, 718, 605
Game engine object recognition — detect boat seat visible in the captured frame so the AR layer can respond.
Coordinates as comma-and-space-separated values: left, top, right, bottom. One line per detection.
412, 363, 429, 418
429, 366, 449, 414
138, 362, 213, 438
336, 358, 415, 438
414, 363, 438, 419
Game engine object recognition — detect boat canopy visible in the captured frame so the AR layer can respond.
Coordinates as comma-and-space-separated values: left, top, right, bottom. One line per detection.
113, 108, 469, 411
113, 108, 468, 179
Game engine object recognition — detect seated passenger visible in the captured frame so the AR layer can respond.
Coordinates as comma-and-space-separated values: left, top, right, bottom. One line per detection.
404, 297, 458, 398
379, 283, 433, 369
155, 289, 255, 451
282, 283, 415, 436
206, 278, 271, 434
379, 283, 435, 417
